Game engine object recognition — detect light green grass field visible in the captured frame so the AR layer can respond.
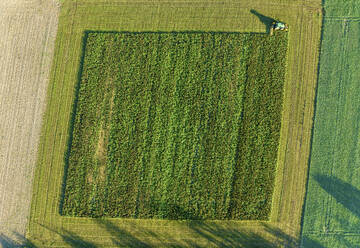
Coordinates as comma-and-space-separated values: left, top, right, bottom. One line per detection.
301, 1, 360, 247
28, 0, 322, 246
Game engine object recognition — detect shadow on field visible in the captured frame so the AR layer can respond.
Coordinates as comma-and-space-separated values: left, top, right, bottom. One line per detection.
301, 236, 326, 248
186, 221, 298, 248
35, 223, 97, 248
57, 229, 97, 248
250, 10, 276, 34
94, 214, 301, 247
25, 217, 329, 247
94, 219, 150, 247
145, 201, 202, 220
314, 174, 360, 218
299, 175, 360, 247
0, 232, 36, 248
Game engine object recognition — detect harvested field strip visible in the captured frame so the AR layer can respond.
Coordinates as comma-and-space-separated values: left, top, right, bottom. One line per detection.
62, 32, 288, 220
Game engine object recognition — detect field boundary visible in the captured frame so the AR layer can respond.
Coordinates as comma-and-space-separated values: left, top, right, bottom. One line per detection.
27, 0, 322, 246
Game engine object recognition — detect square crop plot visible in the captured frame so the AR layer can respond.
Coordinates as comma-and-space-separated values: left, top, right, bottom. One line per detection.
62, 31, 288, 220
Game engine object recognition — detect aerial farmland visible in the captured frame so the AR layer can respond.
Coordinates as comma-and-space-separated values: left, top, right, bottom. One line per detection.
1, 0, 359, 247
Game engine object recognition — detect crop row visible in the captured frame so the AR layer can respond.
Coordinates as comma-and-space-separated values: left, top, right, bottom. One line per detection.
62, 32, 287, 220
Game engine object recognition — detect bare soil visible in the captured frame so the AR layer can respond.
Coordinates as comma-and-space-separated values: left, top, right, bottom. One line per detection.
0, 0, 59, 245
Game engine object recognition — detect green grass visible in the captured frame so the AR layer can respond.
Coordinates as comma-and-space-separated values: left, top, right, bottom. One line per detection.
62, 31, 287, 220
324, 0, 360, 16
301, 2, 360, 247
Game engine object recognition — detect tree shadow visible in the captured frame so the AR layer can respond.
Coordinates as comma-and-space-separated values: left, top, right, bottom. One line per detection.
94, 219, 150, 248
35, 223, 97, 248
301, 236, 326, 248
145, 200, 202, 220
250, 9, 276, 34
188, 221, 329, 248
314, 174, 360, 218
300, 174, 360, 247
0, 232, 36, 248
90, 204, 299, 247
27, 216, 327, 247
94, 217, 297, 247
187, 221, 297, 248
58, 229, 97, 248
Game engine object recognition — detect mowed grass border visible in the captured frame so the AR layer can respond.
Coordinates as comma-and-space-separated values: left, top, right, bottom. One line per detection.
27, 0, 322, 246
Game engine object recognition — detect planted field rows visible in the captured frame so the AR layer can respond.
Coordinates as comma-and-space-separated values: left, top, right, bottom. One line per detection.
62, 32, 287, 220
28, 0, 322, 246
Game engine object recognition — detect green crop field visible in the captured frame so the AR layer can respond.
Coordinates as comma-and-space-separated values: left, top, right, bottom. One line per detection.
27, 0, 322, 247
300, 0, 360, 247
61, 32, 287, 220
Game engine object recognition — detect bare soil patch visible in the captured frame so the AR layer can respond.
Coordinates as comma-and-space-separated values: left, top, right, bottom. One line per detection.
0, 0, 59, 245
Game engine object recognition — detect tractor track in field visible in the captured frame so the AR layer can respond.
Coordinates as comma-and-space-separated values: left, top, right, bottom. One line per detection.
0, 0, 59, 245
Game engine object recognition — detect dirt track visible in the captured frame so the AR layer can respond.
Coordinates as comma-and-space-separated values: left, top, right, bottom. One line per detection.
0, 0, 59, 245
